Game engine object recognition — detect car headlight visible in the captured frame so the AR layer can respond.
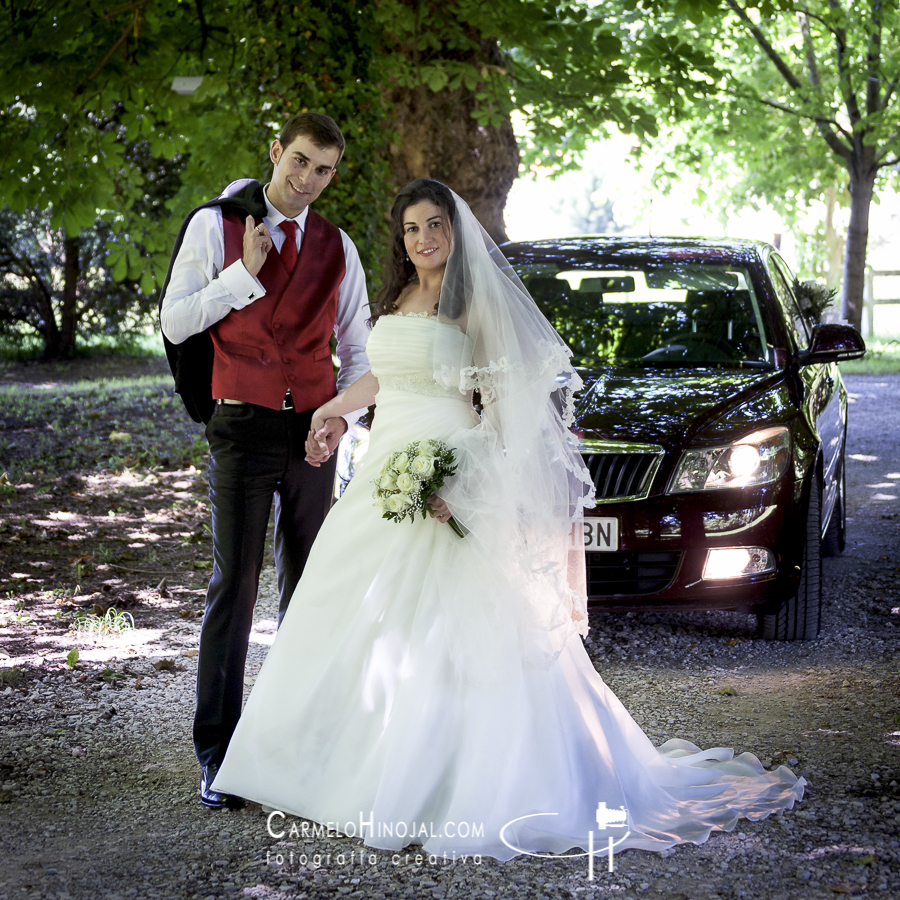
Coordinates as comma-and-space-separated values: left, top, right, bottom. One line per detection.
669, 426, 790, 493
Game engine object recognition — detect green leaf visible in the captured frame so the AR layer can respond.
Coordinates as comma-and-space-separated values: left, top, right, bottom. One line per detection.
422, 66, 450, 93
112, 255, 128, 282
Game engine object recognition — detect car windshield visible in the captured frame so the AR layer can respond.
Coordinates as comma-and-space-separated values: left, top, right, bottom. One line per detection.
517, 261, 773, 370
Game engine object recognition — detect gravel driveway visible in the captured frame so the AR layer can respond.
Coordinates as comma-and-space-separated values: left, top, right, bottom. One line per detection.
1, 374, 898, 900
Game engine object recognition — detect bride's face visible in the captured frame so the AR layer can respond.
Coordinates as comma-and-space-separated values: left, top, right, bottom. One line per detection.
402, 201, 451, 273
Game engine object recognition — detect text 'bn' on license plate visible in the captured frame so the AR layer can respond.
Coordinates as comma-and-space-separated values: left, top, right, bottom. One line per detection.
583, 518, 619, 552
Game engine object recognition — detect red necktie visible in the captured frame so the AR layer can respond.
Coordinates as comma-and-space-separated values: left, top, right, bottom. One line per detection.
279, 220, 298, 274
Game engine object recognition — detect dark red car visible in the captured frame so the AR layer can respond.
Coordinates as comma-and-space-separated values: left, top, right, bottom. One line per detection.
502, 237, 866, 640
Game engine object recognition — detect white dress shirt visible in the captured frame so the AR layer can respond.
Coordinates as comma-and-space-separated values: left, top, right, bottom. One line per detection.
160, 188, 371, 424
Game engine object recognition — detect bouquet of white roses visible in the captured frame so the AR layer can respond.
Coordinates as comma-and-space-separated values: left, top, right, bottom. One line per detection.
373, 440, 467, 538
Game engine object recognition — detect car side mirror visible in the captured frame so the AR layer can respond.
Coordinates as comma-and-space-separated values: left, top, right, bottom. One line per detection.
799, 323, 866, 365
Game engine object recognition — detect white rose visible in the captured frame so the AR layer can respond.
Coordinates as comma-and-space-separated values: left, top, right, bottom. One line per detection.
388, 493, 412, 513
411, 455, 435, 477
394, 452, 410, 473
396, 472, 415, 492
417, 441, 438, 458
379, 472, 397, 491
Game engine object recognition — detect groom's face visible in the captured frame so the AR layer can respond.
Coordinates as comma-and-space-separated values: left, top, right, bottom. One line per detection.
266, 134, 340, 218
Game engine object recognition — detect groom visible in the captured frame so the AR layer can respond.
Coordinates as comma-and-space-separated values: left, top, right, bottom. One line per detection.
159, 112, 370, 809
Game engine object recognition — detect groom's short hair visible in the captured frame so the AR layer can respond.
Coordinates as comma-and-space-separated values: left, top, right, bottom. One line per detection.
279, 112, 345, 163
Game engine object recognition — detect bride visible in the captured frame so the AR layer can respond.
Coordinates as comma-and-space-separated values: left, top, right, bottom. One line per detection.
212, 178, 804, 860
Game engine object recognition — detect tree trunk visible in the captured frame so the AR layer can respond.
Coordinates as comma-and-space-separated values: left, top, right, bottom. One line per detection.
38, 300, 62, 359
57, 234, 80, 358
383, 40, 519, 245
27, 270, 60, 358
839, 154, 877, 333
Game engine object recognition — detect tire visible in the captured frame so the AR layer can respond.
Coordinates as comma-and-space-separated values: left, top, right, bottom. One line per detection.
757, 474, 823, 641
823, 455, 846, 557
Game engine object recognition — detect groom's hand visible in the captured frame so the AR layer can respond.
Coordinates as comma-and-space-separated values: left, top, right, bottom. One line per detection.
305, 417, 347, 467
242, 215, 272, 278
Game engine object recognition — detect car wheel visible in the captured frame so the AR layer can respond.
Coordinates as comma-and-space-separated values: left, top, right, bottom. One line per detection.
823, 456, 846, 556
757, 474, 823, 641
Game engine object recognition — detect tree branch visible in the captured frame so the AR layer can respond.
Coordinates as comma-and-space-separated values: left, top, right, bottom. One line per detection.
88, 0, 151, 83
726, 1, 802, 90
875, 132, 899, 161
727, 90, 853, 158
883, 75, 899, 111
866, 0, 884, 117
0, 230, 57, 338
195, 0, 210, 58
827, 0, 861, 126
798, 10, 821, 90
728, 1, 851, 160
784, 6, 839, 38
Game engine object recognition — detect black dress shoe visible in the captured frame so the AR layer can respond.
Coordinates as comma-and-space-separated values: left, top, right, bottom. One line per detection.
200, 763, 247, 810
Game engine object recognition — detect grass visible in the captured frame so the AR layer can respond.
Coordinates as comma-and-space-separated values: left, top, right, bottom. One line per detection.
73, 607, 136, 636
0, 375, 205, 483
840, 337, 900, 375
0, 667, 25, 686
0, 328, 165, 362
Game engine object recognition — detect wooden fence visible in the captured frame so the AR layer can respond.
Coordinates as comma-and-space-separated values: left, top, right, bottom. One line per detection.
863, 269, 900, 337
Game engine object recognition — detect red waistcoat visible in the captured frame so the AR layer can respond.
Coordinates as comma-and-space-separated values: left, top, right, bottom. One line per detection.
209, 209, 346, 412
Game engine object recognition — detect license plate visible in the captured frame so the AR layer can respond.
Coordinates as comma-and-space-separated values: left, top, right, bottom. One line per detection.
583, 518, 619, 552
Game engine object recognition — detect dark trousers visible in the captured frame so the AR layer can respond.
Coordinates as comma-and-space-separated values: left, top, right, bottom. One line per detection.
193, 402, 338, 768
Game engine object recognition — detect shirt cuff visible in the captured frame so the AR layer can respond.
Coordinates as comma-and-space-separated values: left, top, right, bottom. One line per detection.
217, 260, 266, 307
342, 409, 368, 431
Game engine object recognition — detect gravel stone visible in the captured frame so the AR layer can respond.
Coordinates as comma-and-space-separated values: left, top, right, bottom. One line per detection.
0, 374, 898, 899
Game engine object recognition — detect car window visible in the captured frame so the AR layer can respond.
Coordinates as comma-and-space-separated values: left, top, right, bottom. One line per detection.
518, 261, 772, 370
769, 255, 810, 347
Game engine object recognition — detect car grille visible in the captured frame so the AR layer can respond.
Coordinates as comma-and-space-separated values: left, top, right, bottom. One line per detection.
587, 551, 681, 596
579, 440, 663, 502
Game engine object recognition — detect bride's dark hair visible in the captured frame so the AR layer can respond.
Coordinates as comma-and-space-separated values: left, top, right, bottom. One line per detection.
370, 178, 459, 324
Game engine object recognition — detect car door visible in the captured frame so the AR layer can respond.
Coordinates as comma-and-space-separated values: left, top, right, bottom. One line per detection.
768, 254, 843, 530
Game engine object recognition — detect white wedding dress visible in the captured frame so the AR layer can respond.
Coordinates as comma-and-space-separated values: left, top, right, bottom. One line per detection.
213, 314, 804, 860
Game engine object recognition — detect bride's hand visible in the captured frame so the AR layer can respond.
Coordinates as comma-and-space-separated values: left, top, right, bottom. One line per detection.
427, 494, 452, 524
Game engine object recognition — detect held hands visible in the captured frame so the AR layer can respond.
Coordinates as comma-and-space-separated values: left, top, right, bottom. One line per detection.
242, 215, 272, 278
305, 413, 348, 467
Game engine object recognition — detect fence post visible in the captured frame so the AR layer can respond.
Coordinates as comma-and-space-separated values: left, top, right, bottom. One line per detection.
864, 267, 874, 337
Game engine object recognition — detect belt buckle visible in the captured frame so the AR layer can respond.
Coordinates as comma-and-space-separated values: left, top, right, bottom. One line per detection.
281, 392, 294, 411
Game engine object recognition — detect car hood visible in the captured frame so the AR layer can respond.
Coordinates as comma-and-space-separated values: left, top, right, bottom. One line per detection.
574, 368, 791, 449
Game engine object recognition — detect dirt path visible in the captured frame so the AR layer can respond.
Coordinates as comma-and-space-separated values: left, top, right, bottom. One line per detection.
0, 373, 898, 900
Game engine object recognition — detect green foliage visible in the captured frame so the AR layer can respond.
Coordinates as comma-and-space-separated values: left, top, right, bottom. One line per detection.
223, 0, 392, 277
66, 648, 79, 668
1, 0, 731, 350
0, 0, 392, 332
459, 0, 721, 172
0, 1, 197, 243
639, 0, 900, 315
